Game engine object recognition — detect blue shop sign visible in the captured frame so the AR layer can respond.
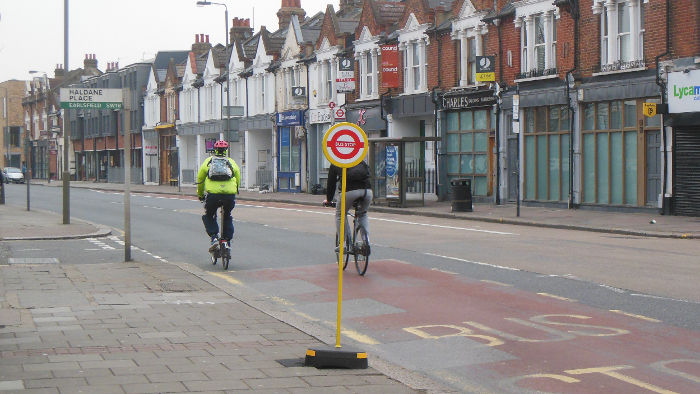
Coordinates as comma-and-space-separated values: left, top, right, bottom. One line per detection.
276, 110, 304, 126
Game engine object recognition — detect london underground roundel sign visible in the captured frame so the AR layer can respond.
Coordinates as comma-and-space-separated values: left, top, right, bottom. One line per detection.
322, 122, 368, 168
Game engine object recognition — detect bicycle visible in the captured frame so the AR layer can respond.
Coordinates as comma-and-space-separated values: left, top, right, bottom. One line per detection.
325, 200, 370, 275
201, 199, 231, 270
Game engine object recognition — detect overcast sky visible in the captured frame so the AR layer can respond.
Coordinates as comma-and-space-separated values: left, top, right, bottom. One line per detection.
0, 0, 337, 82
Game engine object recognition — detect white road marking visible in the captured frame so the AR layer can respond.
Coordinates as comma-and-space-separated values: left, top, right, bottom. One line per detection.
424, 252, 520, 271
238, 203, 516, 235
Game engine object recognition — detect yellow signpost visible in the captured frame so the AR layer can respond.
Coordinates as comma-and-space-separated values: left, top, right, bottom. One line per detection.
304, 122, 369, 369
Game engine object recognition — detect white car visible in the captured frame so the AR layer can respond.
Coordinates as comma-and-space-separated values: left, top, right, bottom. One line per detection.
3, 167, 25, 184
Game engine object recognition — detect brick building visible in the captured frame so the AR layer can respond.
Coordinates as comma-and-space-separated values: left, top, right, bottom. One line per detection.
1, 80, 27, 169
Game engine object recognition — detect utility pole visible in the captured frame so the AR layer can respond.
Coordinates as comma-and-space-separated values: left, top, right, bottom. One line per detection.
62, 0, 71, 224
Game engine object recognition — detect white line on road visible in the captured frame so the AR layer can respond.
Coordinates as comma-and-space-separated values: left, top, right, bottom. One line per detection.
238, 203, 516, 235
424, 252, 520, 271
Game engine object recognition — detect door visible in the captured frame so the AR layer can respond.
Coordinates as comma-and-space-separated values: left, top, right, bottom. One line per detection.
645, 130, 661, 207
673, 127, 700, 216
277, 126, 301, 192
505, 112, 518, 201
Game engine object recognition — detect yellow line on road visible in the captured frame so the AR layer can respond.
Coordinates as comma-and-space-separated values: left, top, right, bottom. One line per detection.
610, 310, 661, 322
480, 279, 512, 287
209, 272, 242, 285
341, 327, 380, 345
537, 292, 576, 302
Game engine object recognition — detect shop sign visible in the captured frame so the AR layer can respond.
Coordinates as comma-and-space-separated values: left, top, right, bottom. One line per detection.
442, 90, 496, 110
668, 69, 700, 114
144, 145, 158, 156
381, 45, 400, 88
309, 108, 333, 124
276, 110, 303, 126
336, 57, 356, 93
475, 56, 495, 82
643, 102, 657, 118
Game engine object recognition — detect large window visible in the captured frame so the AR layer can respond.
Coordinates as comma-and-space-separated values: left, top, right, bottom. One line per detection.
581, 100, 638, 205
357, 49, 377, 100
445, 109, 493, 196
523, 106, 570, 201
518, 11, 557, 77
401, 39, 427, 93
597, 0, 645, 70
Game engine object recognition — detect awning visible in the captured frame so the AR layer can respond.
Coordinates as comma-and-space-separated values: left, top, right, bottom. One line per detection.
154, 123, 175, 130
580, 70, 660, 102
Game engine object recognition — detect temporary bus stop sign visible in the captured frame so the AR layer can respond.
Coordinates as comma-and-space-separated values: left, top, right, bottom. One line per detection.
308, 122, 369, 367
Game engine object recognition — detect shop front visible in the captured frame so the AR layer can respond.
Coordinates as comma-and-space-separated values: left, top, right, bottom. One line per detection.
242, 114, 274, 191
667, 67, 700, 216
275, 110, 304, 193
440, 89, 497, 201
155, 123, 177, 186
579, 70, 662, 209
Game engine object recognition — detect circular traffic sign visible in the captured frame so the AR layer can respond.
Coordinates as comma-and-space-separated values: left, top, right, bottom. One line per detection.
335, 108, 345, 119
322, 122, 368, 168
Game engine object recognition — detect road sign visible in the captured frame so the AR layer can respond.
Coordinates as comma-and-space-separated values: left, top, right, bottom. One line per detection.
323, 122, 368, 168
334, 108, 346, 120
59, 88, 122, 109
643, 102, 657, 118
329, 101, 336, 109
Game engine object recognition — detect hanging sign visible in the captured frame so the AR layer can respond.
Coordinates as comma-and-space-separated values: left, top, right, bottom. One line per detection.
381, 44, 400, 88
475, 56, 495, 82
336, 57, 355, 93
643, 102, 657, 118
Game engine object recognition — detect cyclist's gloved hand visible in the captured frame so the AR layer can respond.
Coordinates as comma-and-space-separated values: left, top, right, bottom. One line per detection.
198, 195, 205, 202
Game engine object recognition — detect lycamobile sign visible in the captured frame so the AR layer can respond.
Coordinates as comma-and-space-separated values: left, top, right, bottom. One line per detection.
668, 70, 700, 113
59, 88, 123, 110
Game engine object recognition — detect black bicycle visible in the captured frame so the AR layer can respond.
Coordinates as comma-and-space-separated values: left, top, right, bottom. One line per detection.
325, 200, 370, 275
202, 199, 231, 270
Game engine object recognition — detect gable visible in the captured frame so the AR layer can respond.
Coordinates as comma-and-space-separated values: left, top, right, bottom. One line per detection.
458, 0, 476, 18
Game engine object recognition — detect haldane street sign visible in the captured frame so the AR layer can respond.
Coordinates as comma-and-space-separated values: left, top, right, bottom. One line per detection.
59, 88, 123, 110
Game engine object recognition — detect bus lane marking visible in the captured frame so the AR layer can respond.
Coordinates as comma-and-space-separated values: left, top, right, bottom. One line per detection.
610, 309, 661, 323
564, 365, 678, 394
537, 292, 577, 302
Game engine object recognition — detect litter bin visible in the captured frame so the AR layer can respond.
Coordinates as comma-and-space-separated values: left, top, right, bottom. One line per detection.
450, 178, 472, 212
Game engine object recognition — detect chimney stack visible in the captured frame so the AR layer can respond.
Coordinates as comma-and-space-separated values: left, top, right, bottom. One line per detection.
54, 64, 65, 78
230, 17, 253, 43
192, 33, 212, 57
84, 53, 98, 70
277, 0, 305, 30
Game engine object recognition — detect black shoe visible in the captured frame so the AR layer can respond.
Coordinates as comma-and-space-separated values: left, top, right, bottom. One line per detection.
209, 237, 220, 254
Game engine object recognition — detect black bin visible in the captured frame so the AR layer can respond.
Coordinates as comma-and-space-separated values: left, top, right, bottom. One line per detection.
450, 178, 472, 212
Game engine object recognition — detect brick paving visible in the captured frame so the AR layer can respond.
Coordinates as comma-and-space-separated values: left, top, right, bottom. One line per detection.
0, 261, 423, 393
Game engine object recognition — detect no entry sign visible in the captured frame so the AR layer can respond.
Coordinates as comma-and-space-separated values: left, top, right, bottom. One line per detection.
322, 122, 368, 168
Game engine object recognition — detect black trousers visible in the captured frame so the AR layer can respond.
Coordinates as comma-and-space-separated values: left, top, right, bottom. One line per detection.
202, 193, 236, 241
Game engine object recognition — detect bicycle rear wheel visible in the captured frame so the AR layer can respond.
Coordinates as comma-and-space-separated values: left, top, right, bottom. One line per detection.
335, 234, 349, 270
353, 225, 369, 275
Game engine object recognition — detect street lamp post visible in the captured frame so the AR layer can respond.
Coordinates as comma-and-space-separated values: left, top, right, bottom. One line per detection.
196, 1, 231, 156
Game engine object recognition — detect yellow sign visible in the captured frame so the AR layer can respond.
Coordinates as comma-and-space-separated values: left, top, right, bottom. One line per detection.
643, 103, 657, 118
476, 72, 495, 82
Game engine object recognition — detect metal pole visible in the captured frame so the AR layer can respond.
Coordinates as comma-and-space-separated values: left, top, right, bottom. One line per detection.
62, 0, 71, 224
225, 6, 231, 157
123, 109, 131, 262
516, 85, 520, 217
25, 134, 30, 211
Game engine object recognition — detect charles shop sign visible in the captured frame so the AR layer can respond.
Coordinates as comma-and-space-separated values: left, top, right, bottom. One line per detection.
441, 90, 496, 110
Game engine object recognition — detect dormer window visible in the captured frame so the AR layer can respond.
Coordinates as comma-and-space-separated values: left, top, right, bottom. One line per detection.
594, 0, 646, 72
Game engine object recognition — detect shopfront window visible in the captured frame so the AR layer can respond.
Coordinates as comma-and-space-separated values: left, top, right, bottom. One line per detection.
446, 108, 492, 196
523, 105, 570, 201
582, 100, 638, 205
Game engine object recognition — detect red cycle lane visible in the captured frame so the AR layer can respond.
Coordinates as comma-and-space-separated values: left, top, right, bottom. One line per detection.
233, 259, 700, 393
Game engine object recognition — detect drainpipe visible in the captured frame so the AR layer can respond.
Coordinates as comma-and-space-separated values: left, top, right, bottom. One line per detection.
304, 61, 311, 192
565, 0, 580, 209
433, 25, 442, 199
495, 17, 503, 206
655, 0, 671, 214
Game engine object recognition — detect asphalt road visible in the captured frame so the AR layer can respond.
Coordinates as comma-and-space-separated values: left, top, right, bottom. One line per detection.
3, 184, 699, 393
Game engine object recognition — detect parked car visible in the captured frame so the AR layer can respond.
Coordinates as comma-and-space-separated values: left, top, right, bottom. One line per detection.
3, 167, 25, 183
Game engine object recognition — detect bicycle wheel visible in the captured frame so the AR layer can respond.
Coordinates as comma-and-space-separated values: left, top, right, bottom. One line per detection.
221, 243, 230, 270
210, 253, 217, 265
354, 225, 370, 276
335, 234, 349, 270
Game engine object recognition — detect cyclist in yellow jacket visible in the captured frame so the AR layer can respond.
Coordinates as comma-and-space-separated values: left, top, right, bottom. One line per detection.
197, 140, 241, 253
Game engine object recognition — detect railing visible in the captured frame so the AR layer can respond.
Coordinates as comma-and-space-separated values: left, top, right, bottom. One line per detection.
516, 68, 558, 80
255, 169, 273, 188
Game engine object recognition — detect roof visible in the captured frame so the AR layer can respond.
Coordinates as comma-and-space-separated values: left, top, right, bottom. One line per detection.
373, 0, 406, 27
153, 51, 190, 71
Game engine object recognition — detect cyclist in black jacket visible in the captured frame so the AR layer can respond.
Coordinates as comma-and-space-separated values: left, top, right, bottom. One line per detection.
323, 161, 373, 251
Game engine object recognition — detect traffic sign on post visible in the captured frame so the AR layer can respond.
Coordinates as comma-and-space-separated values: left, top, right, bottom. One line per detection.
307, 122, 369, 368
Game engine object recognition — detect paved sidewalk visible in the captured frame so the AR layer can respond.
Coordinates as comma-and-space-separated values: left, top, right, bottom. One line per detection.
0, 208, 431, 393
0, 204, 111, 241
35, 180, 700, 239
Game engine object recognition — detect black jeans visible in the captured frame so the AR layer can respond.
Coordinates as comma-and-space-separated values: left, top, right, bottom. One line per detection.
202, 193, 236, 241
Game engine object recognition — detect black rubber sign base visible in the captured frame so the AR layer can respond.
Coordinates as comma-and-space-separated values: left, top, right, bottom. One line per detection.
304, 345, 368, 369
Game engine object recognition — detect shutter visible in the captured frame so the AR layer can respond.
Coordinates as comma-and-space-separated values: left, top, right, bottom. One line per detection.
673, 127, 700, 216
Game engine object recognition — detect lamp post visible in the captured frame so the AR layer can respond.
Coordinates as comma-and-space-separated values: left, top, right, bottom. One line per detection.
197, 1, 231, 155
1, 85, 8, 204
